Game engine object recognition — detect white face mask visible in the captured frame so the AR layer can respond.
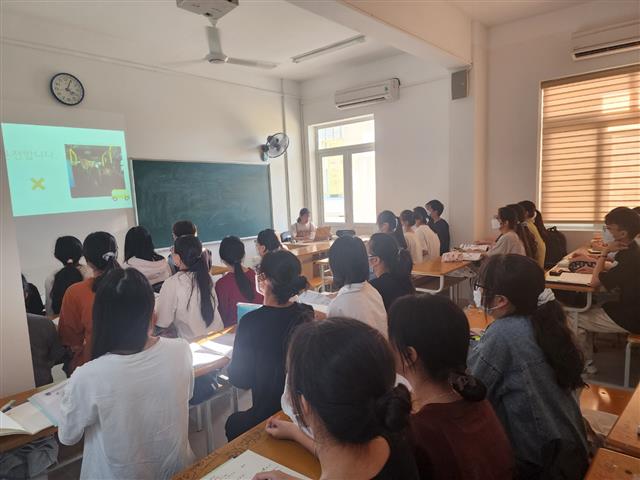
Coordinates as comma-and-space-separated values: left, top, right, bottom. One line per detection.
491, 218, 501, 230
603, 228, 615, 245
473, 287, 483, 309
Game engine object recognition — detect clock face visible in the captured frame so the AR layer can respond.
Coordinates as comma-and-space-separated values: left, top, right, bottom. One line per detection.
50, 73, 84, 106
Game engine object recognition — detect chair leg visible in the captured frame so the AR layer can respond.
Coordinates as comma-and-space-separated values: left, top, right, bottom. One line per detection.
203, 399, 215, 454
195, 403, 203, 432
624, 342, 632, 388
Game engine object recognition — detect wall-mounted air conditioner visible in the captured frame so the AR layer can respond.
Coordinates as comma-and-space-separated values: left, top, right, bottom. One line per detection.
571, 20, 640, 60
335, 78, 400, 110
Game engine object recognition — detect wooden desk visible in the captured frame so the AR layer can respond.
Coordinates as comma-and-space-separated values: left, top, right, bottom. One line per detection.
173, 413, 321, 480
411, 258, 470, 294
585, 448, 640, 479
580, 384, 634, 417
607, 383, 640, 458
465, 307, 494, 330
192, 327, 235, 378
210, 265, 230, 276
0, 385, 57, 453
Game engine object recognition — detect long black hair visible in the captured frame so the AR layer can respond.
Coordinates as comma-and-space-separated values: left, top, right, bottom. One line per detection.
91, 268, 154, 360
369, 233, 414, 293
258, 250, 308, 305
519, 200, 548, 244
377, 210, 407, 249
174, 235, 216, 327
297, 207, 310, 223
389, 294, 486, 401
50, 236, 84, 314
257, 228, 282, 253
83, 232, 120, 292
413, 206, 429, 225
477, 254, 585, 390
219, 236, 255, 302
124, 226, 164, 262
287, 318, 414, 478
329, 236, 369, 289
506, 203, 537, 261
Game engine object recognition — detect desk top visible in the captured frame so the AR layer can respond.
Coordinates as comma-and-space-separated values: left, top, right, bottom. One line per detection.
580, 384, 634, 417
585, 448, 640, 479
192, 327, 235, 378
412, 258, 469, 276
465, 307, 494, 330
210, 265, 230, 276
0, 385, 57, 453
607, 383, 640, 457
173, 413, 321, 480
545, 248, 598, 293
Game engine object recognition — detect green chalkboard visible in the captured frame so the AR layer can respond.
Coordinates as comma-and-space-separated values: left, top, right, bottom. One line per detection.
132, 159, 272, 248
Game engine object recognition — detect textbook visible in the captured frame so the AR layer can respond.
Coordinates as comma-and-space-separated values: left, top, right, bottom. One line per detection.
200, 450, 310, 480
0, 403, 53, 436
200, 333, 235, 359
545, 271, 592, 286
190, 343, 225, 367
29, 381, 67, 425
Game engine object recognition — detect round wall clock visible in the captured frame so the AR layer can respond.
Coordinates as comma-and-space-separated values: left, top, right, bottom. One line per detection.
50, 73, 84, 106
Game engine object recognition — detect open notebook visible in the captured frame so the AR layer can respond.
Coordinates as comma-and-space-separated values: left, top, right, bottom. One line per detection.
545, 271, 592, 286
0, 403, 52, 436
200, 450, 310, 480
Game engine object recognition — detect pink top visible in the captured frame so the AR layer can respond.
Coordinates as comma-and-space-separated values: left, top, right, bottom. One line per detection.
215, 268, 263, 327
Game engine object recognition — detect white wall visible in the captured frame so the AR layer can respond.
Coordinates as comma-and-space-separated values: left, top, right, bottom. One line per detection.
301, 53, 451, 234
486, 0, 640, 246
1, 41, 304, 294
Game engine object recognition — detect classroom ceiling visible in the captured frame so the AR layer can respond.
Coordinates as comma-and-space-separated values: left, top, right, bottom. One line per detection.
451, 0, 592, 27
1, 0, 402, 82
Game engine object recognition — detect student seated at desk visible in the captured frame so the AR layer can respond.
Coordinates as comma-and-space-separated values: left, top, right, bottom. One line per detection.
59, 232, 120, 373
123, 226, 171, 289
518, 200, 547, 268
388, 295, 514, 480
327, 236, 388, 337
506, 203, 538, 261
377, 210, 408, 249
576, 207, 640, 374
27, 313, 67, 387
256, 228, 286, 257
59, 268, 195, 480
400, 210, 423, 264
226, 250, 313, 440
215, 235, 263, 327
426, 199, 450, 255
168, 220, 212, 274
261, 318, 419, 480
368, 233, 415, 312
156, 235, 223, 341
482, 207, 527, 257
468, 254, 588, 479
290, 208, 316, 241
413, 206, 441, 261
22, 274, 45, 316
44, 236, 92, 316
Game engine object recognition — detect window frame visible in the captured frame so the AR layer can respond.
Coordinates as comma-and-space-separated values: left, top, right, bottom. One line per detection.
536, 64, 640, 229
313, 117, 376, 228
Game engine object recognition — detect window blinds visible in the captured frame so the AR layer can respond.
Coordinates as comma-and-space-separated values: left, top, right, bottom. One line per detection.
540, 64, 640, 223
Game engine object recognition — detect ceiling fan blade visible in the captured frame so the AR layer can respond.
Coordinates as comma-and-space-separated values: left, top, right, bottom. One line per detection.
226, 57, 278, 69
163, 59, 203, 67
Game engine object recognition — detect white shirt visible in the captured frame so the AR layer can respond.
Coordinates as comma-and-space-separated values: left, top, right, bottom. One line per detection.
489, 231, 526, 256
156, 271, 223, 341
58, 337, 195, 480
290, 221, 316, 239
404, 230, 423, 265
414, 224, 441, 261
124, 257, 172, 286
327, 282, 387, 338
44, 264, 93, 316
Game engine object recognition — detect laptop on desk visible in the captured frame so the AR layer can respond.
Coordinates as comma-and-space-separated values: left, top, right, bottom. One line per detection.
313, 226, 332, 241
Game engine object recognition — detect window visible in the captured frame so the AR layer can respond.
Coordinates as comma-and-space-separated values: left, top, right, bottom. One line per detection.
314, 117, 376, 225
539, 65, 640, 224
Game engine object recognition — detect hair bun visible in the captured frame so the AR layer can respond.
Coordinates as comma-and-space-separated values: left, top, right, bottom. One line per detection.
287, 275, 308, 296
450, 372, 486, 402
375, 384, 411, 433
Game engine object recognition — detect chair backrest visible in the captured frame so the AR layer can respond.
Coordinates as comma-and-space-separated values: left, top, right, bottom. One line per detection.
545, 227, 568, 268
336, 229, 356, 238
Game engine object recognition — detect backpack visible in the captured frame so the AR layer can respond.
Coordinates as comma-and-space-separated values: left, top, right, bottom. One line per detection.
545, 226, 567, 268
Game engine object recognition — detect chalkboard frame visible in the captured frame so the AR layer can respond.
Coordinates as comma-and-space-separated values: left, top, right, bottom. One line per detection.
129, 157, 273, 248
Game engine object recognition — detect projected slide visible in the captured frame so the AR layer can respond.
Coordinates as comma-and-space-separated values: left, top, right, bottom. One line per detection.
1, 123, 132, 217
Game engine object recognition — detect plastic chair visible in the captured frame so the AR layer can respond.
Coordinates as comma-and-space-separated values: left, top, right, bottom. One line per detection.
624, 334, 640, 388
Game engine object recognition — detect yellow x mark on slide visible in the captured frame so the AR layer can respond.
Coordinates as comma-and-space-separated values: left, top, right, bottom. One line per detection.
31, 178, 45, 190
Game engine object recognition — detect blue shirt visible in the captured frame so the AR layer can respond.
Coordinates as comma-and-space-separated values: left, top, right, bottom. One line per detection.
468, 315, 588, 476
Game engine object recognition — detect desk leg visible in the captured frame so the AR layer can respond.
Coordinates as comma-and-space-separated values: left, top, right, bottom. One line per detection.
562, 292, 593, 334
231, 386, 239, 414
320, 267, 325, 293
204, 399, 215, 454
415, 275, 445, 295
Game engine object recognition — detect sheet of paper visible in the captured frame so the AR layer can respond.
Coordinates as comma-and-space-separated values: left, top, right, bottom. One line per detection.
200, 450, 310, 480
0, 411, 27, 435
545, 272, 592, 286
200, 333, 235, 358
29, 381, 67, 426
298, 290, 332, 306
192, 351, 225, 367
459, 244, 489, 252
3, 402, 52, 435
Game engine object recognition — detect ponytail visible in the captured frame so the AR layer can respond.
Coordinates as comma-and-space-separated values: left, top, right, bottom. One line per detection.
220, 236, 255, 302
377, 210, 407, 249
83, 232, 120, 293
370, 233, 414, 293
374, 384, 412, 434
507, 203, 538, 261
50, 263, 84, 314
175, 235, 216, 327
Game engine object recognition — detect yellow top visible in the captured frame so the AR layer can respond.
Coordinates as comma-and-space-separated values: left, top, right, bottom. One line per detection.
526, 219, 546, 268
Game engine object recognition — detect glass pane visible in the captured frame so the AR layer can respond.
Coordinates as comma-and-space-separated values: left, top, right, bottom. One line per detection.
352, 151, 376, 223
317, 119, 375, 150
321, 155, 345, 223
